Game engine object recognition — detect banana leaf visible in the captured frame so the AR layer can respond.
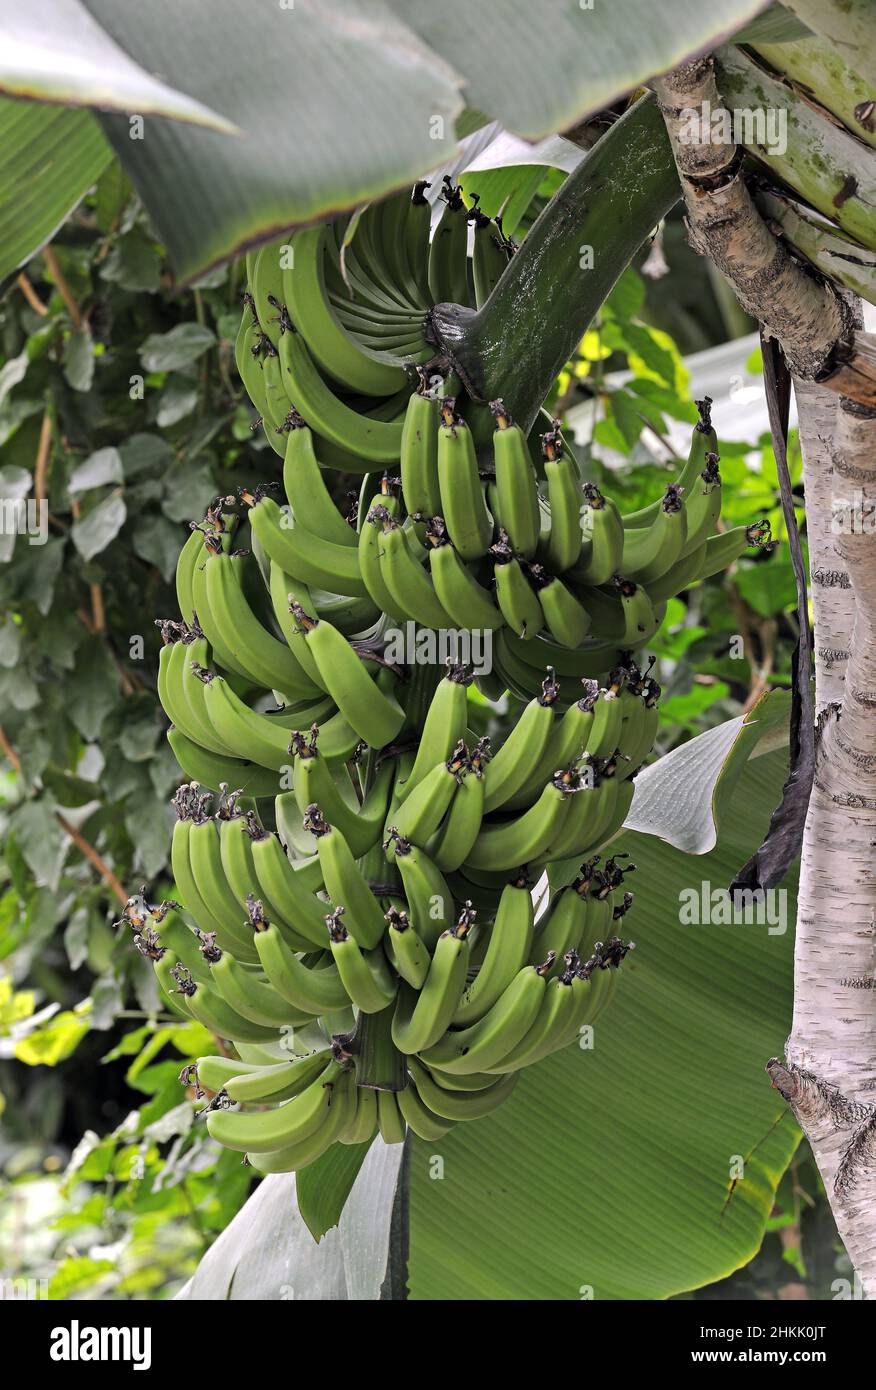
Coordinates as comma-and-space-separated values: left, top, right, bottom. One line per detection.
407, 748, 799, 1299
0, 97, 110, 281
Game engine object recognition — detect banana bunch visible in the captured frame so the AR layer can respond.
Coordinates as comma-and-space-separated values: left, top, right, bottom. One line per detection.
136, 185, 775, 1176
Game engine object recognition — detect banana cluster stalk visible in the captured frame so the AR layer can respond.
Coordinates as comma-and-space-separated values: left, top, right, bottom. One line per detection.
138, 183, 771, 1174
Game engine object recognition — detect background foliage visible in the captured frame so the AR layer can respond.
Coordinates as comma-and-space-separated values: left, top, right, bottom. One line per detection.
0, 163, 829, 1300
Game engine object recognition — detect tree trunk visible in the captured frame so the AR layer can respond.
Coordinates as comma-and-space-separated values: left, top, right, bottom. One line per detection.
653, 56, 876, 1295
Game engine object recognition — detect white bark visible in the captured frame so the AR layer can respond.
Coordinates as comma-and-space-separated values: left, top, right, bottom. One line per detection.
655, 59, 876, 1293
795, 380, 854, 712
780, 396, 876, 1296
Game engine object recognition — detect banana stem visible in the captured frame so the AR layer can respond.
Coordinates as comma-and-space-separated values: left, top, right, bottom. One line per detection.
354, 1003, 407, 1092
427, 94, 679, 433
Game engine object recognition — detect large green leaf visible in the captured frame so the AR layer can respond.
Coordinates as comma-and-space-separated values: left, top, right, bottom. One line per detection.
0, 0, 235, 130
407, 750, 799, 1300
83, 0, 463, 284
387, 0, 772, 138
0, 97, 110, 280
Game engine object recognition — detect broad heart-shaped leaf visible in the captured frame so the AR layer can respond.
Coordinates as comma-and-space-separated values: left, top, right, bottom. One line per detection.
625, 687, 792, 855
177, 1135, 403, 1300
407, 749, 800, 1301
83, 0, 463, 284
0, 97, 110, 281
0, 0, 235, 131
386, 0, 772, 139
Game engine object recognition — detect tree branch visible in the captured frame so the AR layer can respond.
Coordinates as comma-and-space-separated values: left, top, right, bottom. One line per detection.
426, 93, 680, 433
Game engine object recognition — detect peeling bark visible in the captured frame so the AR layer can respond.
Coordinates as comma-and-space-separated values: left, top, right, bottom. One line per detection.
651, 58, 851, 379
656, 57, 876, 1294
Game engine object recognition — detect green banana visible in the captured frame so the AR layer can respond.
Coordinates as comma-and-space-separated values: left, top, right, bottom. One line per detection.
531, 566, 592, 646
282, 225, 407, 394
278, 323, 405, 464
482, 672, 559, 814
491, 531, 544, 638
429, 746, 486, 873
570, 485, 624, 585
408, 1058, 518, 1118
376, 1089, 408, 1145
426, 520, 505, 631
326, 908, 397, 1013
541, 424, 583, 572
207, 946, 313, 1030
452, 875, 535, 1026
489, 399, 540, 558
400, 383, 441, 519
400, 663, 471, 806
391, 912, 473, 1054
225, 1050, 332, 1105
373, 507, 456, 628
206, 1058, 345, 1153
385, 832, 454, 951
619, 483, 688, 585
311, 812, 388, 950
464, 773, 571, 873
470, 207, 512, 308
292, 606, 405, 748
621, 396, 717, 528
172, 964, 282, 1045
384, 903, 431, 990
418, 958, 554, 1075
168, 727, 283, 798
294, 743, 394, 859
397, 1077, 456, 1140
436, 399, 493, 560
245, 1065, 356, 1173
282, 417, 359, 548
249, 494, 369, 598
253, 920, 350, 1013
428, 177, 470, 306
245, 820, 334, 949
383, 742, 467, 855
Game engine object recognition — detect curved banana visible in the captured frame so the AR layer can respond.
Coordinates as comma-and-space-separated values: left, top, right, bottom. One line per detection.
428, 177, 470, 307
491, 531, 544, 638
311, 813, 388, 950
418, 959, 553, 1075
400, 663, 471, 806
541, 424, 583, 572
482, 671, 559, 814
326, 908, 397, 1013
372, 506, 456, 628
386, 832, 454, 951
489, 399, 540, 558
429, 748, 486, 873
619, 484, 688, 585
426, 520, 505, 631
408, 1058, 518, 1118
570, 485, 624, 586
464, 774, 571, 873
384, 904, 431, 990
225, 1050, 332, 1105
282, 418, 358, 548
436, 399, 493, 560
249, 495, 368, 598
245, 1065, 356, 1173
254, 920, 350, 1013
206, 1058, 345, 1153
452, 875, 535, 1026
400, 383, 441, 519
397, 1078, 456, 1140
208, 947, 313, 1030
282, 225, 407, 394
295, 744, 394, 859
391, 913, 472, 1054
293, 606, 405, 749
384, 742, 467, 855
